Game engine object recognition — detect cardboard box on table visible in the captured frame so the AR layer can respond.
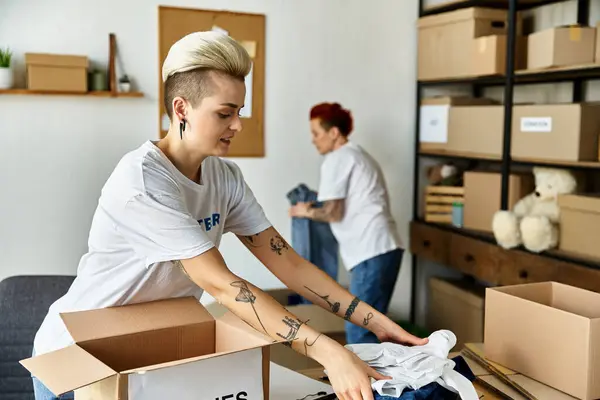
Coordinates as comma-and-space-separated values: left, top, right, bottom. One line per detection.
20, 297, 283, 400
484, 282, 600, 400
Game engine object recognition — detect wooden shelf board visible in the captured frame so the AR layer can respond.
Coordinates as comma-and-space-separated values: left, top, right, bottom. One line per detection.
421, 0, 565, 16
419, 149, 501, 161
0, 89, 143, 98
417, 219, 600, 270
512, 157, 600, 169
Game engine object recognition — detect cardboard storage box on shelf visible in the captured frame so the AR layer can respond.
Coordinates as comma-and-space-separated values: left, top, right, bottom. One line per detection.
420, 96, 502, 156
484, 282, 600, 400
596, 22, 600, 62
527, 25, 595, 70
463, 171, 534, 232
558, 194, 600, 260
471, 34, 527, 76
427, 277, 485, 351
20, 297, 280, 400
418, 7, 522, 80
511, 103, 600, 162
25, 53, 89, 92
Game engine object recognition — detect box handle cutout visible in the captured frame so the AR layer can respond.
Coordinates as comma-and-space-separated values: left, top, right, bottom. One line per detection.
519, 269, 529, 279
464, 254, 474, 263
490, 21, 506, 29
423, 239, 431, 248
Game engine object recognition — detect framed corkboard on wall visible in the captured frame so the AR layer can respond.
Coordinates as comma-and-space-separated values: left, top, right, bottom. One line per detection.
158, 6, 266, 157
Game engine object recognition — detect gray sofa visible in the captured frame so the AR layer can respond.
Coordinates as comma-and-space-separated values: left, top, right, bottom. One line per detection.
0, 275, 75, 400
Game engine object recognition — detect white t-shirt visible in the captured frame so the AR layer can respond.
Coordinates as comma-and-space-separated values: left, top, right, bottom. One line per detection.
33, 141, 272, 356
317, 141, 401, 270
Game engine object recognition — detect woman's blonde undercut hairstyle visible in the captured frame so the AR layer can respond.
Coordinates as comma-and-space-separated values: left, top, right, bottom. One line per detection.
162, 31, 252, 119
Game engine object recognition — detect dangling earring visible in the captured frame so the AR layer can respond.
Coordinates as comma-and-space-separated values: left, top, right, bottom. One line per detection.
179, 119, 187, 140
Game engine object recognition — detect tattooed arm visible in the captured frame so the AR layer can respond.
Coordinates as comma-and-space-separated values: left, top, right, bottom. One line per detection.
178, 247, 388, 399
289, 199, 344, 223
238, 227, 428, 347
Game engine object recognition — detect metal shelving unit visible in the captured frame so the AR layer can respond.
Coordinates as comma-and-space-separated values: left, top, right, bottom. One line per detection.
410, 0, 596, 323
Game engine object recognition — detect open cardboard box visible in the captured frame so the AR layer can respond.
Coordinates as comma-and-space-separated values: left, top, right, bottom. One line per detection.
21, 297, 284, 400
484, 282, 600, 400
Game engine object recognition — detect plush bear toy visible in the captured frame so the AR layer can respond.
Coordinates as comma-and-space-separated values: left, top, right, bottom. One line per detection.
492, 167, 577, 253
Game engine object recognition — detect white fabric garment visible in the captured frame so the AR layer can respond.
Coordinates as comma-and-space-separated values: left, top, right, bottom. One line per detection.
317, 141, 402, 270
344, 330, 478, 399
33, 140, 272, 356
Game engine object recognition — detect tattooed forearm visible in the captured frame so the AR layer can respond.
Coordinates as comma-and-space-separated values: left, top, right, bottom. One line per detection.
363, 312, 373, 326
270, 235, 289, 255
276, 316, 306, 347
231, 280, 269, 335
344, 297, 361, 321
241, 234, 261, 248
307, 200, 344, 223
304, 286, 340, 313
303, 334, 322, 356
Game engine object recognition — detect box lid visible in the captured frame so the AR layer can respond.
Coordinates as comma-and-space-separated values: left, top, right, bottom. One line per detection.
20, 344, 116, 395
25, 53, 89, 68
418, 7, 509, 29
558, 194, 600, 214
60, 296, 214, 343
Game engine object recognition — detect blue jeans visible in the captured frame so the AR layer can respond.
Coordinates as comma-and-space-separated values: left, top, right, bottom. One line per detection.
31, 349, 74, 400
346, 248, 404, 344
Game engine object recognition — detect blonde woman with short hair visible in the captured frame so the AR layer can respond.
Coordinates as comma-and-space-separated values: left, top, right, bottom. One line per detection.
31, 31, 426, 400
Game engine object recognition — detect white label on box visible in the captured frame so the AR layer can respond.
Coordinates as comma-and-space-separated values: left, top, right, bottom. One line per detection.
419, 105, 449, 143
520, 117, 552, 132
128, 348, 264, 400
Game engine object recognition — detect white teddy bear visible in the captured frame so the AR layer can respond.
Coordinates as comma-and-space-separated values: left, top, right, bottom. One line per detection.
492, 167, 577, 253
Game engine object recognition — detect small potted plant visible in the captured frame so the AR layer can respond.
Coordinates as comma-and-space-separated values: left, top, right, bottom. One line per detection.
0, 47, 13, 89
119, 74, 131, 92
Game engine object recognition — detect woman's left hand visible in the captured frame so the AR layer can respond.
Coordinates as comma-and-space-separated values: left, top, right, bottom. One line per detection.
374, 319, 429, 347
289, 201, 312, 218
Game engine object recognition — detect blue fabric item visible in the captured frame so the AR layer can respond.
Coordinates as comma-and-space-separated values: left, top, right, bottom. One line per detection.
32, 376, 73, 400
373, 356, 475, 400
286, 184, 339, 305
346, 248, 404, 344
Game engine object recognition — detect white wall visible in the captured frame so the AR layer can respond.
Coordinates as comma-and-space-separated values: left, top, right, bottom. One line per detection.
0, 0, 419, 318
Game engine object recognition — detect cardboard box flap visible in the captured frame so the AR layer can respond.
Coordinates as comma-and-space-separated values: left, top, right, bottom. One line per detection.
61, 296, 213, 343
25, 53, 89, 68
20, 344, 116, 395
558, 194, 600, 214
421, 96, 498, 106
418, 7, 509, 29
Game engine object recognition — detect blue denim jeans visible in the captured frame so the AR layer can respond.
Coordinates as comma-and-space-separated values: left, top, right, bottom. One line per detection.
31, 349, 74, 400
346, 248, 404, 344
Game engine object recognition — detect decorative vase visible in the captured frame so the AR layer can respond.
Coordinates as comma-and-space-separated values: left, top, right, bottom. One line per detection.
0, 67, 13, 89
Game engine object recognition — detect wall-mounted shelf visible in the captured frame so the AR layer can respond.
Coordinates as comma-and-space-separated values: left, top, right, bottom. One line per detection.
419, 149, 600, 169
423, 0, 579, 17
419, 63, 600, 87
0, 89, 143, 98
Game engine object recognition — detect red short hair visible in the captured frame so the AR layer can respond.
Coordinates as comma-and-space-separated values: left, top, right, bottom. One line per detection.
310, 102, 353, 137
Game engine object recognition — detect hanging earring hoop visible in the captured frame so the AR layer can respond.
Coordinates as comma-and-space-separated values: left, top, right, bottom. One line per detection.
179, 119, 187, 140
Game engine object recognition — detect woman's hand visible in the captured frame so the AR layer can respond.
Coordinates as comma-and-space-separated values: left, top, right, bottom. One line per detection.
321, 345, 391, 400
288, 201, 312, 218
373, 318, 429, 347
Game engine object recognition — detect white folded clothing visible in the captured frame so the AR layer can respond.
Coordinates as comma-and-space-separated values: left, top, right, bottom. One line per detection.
344, 330, 479, 400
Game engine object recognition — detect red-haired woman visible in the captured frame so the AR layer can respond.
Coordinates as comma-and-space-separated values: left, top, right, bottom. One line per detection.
289, 102, 404, 344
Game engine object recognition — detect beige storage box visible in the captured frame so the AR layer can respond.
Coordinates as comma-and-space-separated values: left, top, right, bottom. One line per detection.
511, 103, 600, 162
596, 22, 600, 62
419, 96, 502, 156
418, 7, 521, 80
558, 194, 600, 260
20, 297, 279, 399
463, 171, 534, 232
485, 282, 600, 400
471, 34, 527, 76
25, 53, 88, 92
427, 277, 485, 351
527, 25, 595, 70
